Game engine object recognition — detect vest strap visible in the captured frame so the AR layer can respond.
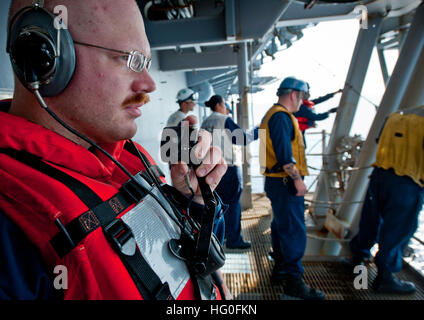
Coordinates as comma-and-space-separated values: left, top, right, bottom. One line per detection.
0, 148, 103, 208
124, 141, 165, 184
50, 190, 134, 257
103, 218, 174, 300
0, 147, 174, 300
0, 148, 135, 257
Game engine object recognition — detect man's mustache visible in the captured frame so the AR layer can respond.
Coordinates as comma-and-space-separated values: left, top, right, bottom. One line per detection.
122, 93, 150, 107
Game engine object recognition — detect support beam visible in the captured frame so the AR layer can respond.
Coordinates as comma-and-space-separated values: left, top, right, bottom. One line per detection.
158, 46, 239, 71
146, 15, 226, 49
399, 46, 424, 109
225, 0, 236, 40
323, 3, 424, 256
156, 0, 293, 71
236, 42, 252, 210
186, 68, 236, 88
312, 15, 383, 216
278, 0, 357, 25
211, 75, 237, 87
145, 0, 291, 50
377, 47, 390, 86
237, 0, 291, 39
251, 1, 293, 62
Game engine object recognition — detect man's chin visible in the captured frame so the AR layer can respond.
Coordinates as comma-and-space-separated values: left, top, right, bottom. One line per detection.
109, 125, 138, 143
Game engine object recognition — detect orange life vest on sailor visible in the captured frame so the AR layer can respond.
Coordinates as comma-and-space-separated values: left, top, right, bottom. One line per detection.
0, 102, 220, 300
296, 99, 315, 132
259, 104, 309, 177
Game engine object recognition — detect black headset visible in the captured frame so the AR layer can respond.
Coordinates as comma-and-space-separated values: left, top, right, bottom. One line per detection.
7, 4, 76, 97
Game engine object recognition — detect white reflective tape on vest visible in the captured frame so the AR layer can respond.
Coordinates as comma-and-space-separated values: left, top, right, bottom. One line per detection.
121, 194, 190, 299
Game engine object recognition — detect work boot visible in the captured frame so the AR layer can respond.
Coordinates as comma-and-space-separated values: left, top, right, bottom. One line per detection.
282, 274, 326, 300
373, 271, 416, 294
341, 255, 365, 275
270, 269, 287, 284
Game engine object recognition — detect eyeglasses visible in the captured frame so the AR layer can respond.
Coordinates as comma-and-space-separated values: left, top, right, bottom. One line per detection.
74, 41, 152, 73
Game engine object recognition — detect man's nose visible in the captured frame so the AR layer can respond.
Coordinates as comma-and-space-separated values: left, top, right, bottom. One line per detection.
131, 69, 156, 93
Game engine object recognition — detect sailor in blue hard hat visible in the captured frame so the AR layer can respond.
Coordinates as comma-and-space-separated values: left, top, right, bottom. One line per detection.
259, 76, 326, 300
276, 76, 310, 97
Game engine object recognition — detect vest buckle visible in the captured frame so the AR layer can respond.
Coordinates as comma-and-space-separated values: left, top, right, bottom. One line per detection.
104, 218, 137, 256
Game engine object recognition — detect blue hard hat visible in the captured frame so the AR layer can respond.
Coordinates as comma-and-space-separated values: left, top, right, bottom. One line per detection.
277, 77, 309, 95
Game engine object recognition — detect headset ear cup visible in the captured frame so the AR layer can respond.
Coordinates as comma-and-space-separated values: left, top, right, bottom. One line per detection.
8, 7, 76, 96
11, 30, 57, 84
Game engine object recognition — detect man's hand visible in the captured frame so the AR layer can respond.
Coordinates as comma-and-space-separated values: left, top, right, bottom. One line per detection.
170, 116, 227, 204
328, 107, 338, 113
282, 163, 306, 197
294, 178, 307, 197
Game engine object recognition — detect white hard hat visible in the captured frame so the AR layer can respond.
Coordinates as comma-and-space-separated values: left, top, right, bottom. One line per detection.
176, 88, 198, 103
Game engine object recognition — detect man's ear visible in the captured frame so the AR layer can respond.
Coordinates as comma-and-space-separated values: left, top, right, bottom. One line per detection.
290, 90, 297, 102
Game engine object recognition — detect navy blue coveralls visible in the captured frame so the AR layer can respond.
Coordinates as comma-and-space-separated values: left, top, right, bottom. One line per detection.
349, 167, 424, 273
214, 118, 259, 247
264, 112, 306, 277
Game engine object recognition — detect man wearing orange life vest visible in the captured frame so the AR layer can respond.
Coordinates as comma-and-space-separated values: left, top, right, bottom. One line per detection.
259, 77, 325, 300
347, 107, 424, 294
0, 0, 228, 300
293, 85, 341, 146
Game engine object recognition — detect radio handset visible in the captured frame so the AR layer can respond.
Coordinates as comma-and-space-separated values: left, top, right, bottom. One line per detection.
177, 122, 225, 277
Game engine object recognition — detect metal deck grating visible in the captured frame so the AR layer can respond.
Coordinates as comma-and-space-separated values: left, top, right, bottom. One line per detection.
221, 193, 424, 300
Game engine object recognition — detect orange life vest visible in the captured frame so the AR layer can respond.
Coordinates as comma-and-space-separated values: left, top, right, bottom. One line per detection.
0, 102, 221, 300
296, 99, 315, 132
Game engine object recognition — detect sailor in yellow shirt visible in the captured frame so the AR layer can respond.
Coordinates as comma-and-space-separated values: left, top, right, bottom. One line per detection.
349, 106, 424, 294
260, 77, 325, 300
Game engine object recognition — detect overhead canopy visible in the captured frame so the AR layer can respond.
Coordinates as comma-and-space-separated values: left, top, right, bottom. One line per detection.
138, 0, 420, 98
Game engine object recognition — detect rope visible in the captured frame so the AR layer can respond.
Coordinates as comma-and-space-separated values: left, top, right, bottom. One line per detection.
310, 56, 379, 111
307, 164, 373, 173
305, 198, 365, 205
306, 232, 351, 242
305, 152, 345, 156
345, 83, 379, 111
412, 236, 424, 247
